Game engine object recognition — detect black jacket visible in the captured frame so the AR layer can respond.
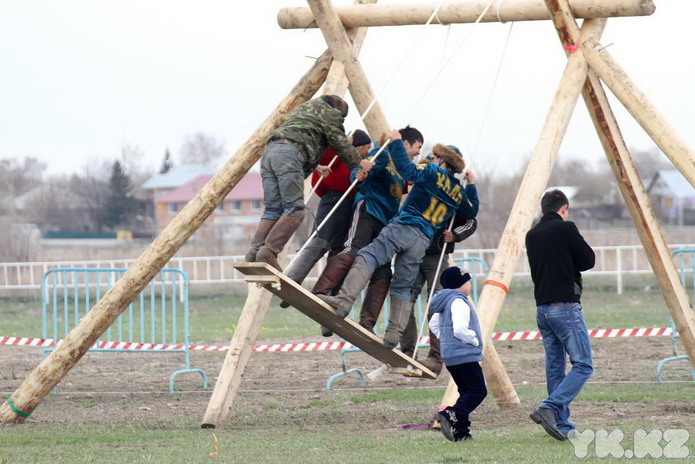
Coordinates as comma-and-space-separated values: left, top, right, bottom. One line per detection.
525, 212, 595, 306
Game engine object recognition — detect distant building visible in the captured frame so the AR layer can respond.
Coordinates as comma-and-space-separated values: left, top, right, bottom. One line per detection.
142, 164, 217, 202
154, 172, 263, 242
647, 170, 695, 226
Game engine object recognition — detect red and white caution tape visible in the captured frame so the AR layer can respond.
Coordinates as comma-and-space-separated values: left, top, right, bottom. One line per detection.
0, 327, 673, 353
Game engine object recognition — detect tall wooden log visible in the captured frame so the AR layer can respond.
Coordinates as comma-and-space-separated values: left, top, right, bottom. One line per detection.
0, 50, 334, 424
580, 38, 695, 189
306, 0, 391, 139
278, 0, 654, 29
201, 2, 375, 429
474, 20, 603, 352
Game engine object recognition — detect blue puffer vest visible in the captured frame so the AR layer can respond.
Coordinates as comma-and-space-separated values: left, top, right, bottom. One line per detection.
430, 289, 484, 366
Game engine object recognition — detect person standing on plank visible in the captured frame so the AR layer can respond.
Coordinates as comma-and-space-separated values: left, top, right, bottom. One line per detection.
319, 131, 464, 349
245, 95, 373, 271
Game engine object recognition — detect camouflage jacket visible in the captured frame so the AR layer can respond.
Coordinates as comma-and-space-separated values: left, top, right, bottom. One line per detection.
270, 98, 361, 177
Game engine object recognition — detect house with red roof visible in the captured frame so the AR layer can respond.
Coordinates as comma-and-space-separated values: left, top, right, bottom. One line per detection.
155, 172, 263, 242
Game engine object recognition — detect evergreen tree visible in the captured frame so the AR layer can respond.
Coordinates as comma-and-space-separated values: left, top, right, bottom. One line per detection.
102, 161, 135, 229
160, 148, 174, 174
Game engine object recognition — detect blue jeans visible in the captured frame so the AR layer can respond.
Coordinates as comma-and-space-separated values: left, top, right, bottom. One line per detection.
357, 222, 428, 302
536, 302, 593, 433
260, 141, 306, 220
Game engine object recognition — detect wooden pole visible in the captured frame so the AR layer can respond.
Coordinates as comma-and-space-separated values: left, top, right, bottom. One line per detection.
0, 50, 334, 424
473, 20, 602, 377
580, 37, 695, 189
278, 0, 654, 30
306, 0, 391, 139
200, 2, 375, 429
538, 7, 695, 369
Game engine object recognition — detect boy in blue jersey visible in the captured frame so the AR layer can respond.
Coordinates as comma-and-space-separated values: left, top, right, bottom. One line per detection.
311, 126, 423, 336
318, 130, 464, 349
430, 266, 487, 442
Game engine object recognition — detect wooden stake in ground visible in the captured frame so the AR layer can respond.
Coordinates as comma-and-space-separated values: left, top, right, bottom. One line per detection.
0, 50, 334, 424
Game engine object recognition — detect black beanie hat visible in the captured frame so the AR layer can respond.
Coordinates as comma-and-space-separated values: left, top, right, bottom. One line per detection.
351, 129, 371, 147
440, 266, 471, 289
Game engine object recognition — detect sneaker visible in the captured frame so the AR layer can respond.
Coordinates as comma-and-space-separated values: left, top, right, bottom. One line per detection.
437, 409, 458, 442
530, 407, 566, 441
279, 300, 290, 308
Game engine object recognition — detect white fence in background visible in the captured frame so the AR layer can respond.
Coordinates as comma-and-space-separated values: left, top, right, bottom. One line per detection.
0, 244, 693, 295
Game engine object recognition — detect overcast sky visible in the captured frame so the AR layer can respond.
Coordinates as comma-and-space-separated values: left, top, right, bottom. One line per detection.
1, 0, 692, 178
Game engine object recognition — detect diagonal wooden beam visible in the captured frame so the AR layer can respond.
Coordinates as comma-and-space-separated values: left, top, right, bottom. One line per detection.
0, 50, 334, 425
306, 0, 391, 138
279, 0, 655, 29
579, 38, 695, 189
543, 0, 695, 371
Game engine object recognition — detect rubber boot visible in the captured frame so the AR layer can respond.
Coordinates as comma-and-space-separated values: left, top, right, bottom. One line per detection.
420, 328, 443, 375
383, 298, 414, 349
399, 311, 418, 358
256, 216, 304, 272
280, 237, 330, 308
317, 255, 372, 318
311, 253, 354, 296
358, 277, 390, 334
245, 219, 277, 262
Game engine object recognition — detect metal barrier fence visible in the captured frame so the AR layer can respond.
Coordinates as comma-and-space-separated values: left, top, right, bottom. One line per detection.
41, 268, 208, 393
1, 244, 693, 294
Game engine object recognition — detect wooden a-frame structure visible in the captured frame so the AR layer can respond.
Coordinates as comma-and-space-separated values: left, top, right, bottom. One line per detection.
3, 0, 695, 429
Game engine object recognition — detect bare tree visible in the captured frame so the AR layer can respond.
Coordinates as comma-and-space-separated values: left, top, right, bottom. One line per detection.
70, 159, 112, 232
179, 133, 226, 167
120, 144, 152, 191
0, 157, 46, 215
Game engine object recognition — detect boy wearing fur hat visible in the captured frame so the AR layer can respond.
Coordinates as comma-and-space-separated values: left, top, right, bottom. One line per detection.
318, 130, 464, 350
246, 95, 373, 271
282, 130, 372, 292
430, 266, 487, 442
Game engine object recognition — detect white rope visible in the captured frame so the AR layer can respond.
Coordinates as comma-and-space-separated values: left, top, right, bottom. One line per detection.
471, 20, 514, 158
360, 1, 450, 121
415, 213, 456, 345
496, 0, 507, 24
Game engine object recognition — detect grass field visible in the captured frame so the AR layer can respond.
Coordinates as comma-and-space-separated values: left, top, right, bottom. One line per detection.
1, 275, 694, 463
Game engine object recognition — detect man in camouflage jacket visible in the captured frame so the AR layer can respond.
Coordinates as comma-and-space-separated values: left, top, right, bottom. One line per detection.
246, 95, 372, 271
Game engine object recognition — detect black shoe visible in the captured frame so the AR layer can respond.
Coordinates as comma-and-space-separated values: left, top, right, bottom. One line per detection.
320, 325, 333, 337
279, 301, 290, 308
530, 407, 566, 441
437, 410, 458, 442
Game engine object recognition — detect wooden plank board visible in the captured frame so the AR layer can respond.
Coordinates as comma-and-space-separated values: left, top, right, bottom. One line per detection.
234, 262, 436, 379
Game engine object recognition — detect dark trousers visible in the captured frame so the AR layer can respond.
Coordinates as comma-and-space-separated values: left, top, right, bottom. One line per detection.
446, 361, 487, 434
315, 190, 353, 257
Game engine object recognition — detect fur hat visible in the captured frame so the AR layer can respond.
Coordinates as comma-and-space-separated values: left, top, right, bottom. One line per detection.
440, 266, 471, 289
432, 143, 465, 174
321, 95, 349, 118
351, 129, 371, 147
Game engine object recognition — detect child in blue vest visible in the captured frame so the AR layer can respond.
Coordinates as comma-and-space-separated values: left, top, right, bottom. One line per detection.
429, 266, 487, 441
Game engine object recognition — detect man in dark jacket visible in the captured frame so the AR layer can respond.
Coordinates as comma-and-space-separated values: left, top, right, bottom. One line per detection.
525, 189, 595, 441
245, 95, 373, 271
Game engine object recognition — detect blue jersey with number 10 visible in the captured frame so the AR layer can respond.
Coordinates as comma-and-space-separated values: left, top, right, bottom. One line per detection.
388, 139, 463, 240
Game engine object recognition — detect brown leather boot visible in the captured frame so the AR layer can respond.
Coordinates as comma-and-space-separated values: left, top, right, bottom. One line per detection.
358, 277, 390, 334
383, 298, 414, 349
317, 256, 372, 318
311, 253, 354, 296
256, 216, 304, 272
245, 219, 277, 262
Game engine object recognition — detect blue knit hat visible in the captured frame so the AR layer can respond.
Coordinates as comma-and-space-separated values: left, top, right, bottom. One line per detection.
440, 266, 471, 289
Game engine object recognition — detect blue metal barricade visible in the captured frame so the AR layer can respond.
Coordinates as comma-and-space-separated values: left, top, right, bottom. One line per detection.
656, 249, 695, 383
42, 268, 207, 393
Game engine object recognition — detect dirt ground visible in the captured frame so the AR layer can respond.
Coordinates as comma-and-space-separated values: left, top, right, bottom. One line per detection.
1, 335, 694, 431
